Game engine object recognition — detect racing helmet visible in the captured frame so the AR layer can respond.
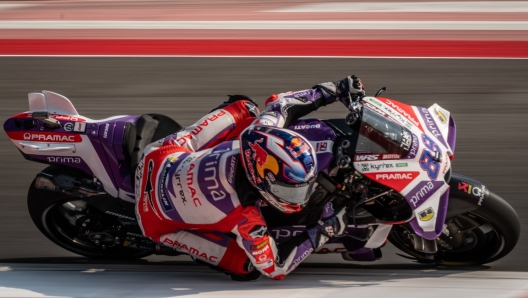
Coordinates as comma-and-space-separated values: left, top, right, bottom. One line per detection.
239, 126, 318, 213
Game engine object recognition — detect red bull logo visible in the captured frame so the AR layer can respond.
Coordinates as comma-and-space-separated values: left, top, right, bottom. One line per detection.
288, 137, 310, 158
248, 139, 279, 178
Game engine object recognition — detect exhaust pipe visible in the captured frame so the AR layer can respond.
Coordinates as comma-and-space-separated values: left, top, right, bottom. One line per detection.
34, 173, 106, 198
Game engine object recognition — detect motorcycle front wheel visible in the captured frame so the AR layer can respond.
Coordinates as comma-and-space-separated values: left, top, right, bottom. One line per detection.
388, 191, 520, 265
27, 166, 152, 260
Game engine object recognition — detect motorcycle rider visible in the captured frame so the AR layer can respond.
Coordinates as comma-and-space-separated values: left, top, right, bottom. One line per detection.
135, 75, 365, 280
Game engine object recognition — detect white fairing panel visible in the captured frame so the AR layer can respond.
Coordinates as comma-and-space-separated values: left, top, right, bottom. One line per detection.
28, 93, 46, 111
42, 90, 79, 115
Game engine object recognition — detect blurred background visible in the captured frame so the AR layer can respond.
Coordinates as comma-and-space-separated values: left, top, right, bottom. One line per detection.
0, 0, 527, 273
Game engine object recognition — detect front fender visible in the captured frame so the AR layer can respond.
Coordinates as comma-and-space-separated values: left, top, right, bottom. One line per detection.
446, 173, 488, 218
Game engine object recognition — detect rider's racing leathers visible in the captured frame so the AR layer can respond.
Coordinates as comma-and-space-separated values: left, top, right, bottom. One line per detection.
135, 88, 342, 280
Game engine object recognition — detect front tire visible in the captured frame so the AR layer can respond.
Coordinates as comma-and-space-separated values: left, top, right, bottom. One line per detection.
388, 191, 520, 265
27, 166, 152, 260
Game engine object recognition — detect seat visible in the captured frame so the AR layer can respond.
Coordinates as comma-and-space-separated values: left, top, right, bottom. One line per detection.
123, 114, 182, 187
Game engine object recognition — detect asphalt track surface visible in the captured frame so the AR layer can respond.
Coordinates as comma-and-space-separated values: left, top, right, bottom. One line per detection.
0, 57, 526, 295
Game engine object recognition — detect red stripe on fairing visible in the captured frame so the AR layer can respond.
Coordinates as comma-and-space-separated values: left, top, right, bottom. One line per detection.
1, 39, 528, 58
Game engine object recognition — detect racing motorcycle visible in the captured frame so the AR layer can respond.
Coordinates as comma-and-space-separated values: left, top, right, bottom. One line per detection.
3, 89, 520, 268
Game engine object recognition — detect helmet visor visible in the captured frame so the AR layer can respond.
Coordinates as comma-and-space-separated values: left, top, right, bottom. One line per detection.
266, 178, 316, 205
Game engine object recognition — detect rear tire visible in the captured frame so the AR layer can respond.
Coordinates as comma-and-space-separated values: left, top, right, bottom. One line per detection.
388, 191, 520, 265
27, 166, 152, 260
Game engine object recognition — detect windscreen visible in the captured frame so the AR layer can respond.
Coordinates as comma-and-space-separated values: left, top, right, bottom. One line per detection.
355, 108, 412, 157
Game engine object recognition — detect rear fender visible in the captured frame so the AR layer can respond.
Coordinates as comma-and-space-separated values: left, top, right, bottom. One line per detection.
446, 173, 488, 218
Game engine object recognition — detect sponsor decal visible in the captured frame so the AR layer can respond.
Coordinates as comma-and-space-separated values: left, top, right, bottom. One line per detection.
291, 248, 313, 269
376, 173, 413, 180
401, 130, 412, 151
175, 110, 226, 146
8, 131, 82, 143
315, 142, 328, 152
256, 254, 271, 265
396, 162, 408, 167
251, 245, 270, 256
361, 163, 369, 172
143, 160, 156, 213
294, 124, 321, 130
186, 163, 202, 207
458, 182, 485, 205
245, 149, 262, 184
420, 108, 443, 139
364, 171, 420, 193
163, 238, 219, 263
173, 157, 194, 206
73, 122, 86, 132
248, 138, 279, 179
159, 157, 178, 212
250, 239, 269, 251
63, 122, 74, 131
245, 102, 259, 117
356, 154, 401, 161
256, 118, 274, 126
433, 108, 447, 124
406, 181, 444, 208
52, 115, 86, 122
406, 133, 420, 159
383, 99, 422, 130
418, 207, 434, 221
135, 159, 144, 202
227, 155, 237, 185
103, 123, 110, 138
368, 97, 383, 107
249, 225, 267, 239
47, 156, 81, 163
201, 151, 227, 201
270, 228, 304, 239
355, 154, 380, 161
292, 90, 310, 102
370, 162, 394, 171
261, 111, 277, 117
288, 137, 310, 158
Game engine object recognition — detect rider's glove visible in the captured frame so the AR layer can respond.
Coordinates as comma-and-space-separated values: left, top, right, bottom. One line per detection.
306, 202, 348, 249
314, 75, 365, 108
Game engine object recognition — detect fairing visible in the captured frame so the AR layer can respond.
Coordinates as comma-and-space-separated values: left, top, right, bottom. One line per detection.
3, 91, 138, 200
355, 97, 455, 240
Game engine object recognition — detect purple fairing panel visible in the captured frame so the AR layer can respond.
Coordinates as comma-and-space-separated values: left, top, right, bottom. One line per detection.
409, 188, 450, 240
416, 106, 448, 148
404, 180, 445, 210
447, 115, 456, 154
94, 116, 140, 195
405, 133, 419, 159
288, 118, 337, 173
25, 155, 93, 175
269, 225, 371, 247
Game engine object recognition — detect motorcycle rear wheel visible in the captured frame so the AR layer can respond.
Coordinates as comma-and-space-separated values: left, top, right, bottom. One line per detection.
27, 166, 152, 260
388, 191, 520, 265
